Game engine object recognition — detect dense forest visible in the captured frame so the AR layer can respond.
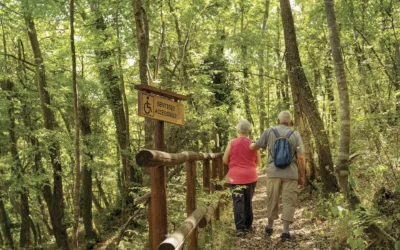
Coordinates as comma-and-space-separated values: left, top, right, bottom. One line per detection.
0, 0, 399, 249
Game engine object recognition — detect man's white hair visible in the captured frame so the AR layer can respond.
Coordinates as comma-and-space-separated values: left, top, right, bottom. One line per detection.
236, 120, 252, 134
278, 110, 292, 125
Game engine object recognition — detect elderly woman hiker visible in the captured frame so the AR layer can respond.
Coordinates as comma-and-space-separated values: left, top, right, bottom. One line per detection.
223, 120, 261, 236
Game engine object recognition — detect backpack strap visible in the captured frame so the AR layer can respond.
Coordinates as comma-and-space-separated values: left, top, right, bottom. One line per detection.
285, 129, 296, 159
285, 129, 295, 139
271, 127, 280, 138
268, 128, 279, 160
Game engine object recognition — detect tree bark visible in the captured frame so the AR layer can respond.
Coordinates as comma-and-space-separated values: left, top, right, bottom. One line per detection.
23, 3, 69, 248
0, 229, 3, 246
91, 4, 141, 222
132, 0, 150, 86
132, 0, 154, 152
395, 42, 400, 123
95, 175, 110, 209
1, 80, 31, 248
324, 0, 350, 193
37, 196, 53, 236
2, 19, 30, 250
70, 0, 81, 248
258, 0, 270, 132
279, 0, 337, 193
240, 3, 254, 126
16, 37, 56, 243
29, 217, 38, 246
36, 222, 42, 244
92, 192, 103, 213
243, 68, 254, 125
323, 63, 337, 133
80, 104, 99, 244
0, 198, 14, 249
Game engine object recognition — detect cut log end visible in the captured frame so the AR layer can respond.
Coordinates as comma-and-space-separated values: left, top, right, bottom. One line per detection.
158, 244, 175, 250
136, 150, 154, 167
198, 217, 207, 228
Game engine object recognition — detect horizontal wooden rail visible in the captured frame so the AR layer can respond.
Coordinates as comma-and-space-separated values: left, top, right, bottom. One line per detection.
135, 192, 151, 206
136, 150, 224, 168
136, 149, 226, 250
158, 206, 208, 250
198, 202, 219, 228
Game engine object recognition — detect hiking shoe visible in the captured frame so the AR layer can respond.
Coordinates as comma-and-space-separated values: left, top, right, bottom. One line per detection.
265, 227, 273, 237
246, 226, 254, 233
236, 229, 247, 237
280, 232, 291, 242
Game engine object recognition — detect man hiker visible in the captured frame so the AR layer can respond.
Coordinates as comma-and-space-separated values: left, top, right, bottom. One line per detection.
250, 110, 306, 241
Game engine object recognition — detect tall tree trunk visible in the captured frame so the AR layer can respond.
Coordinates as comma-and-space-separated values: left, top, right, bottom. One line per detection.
0, 230, 3, 246
132, 0, 154, 190
116, 0, 135, 191
324, 1, 396, 244
80, 104, 99, 245
92, 192, 103, 213
91, 5, 140, 223
24, 11, 69, 249
395, 42, 400, 122
37, 196, 53, 236
0, 198, 14, 249
243, 68, 254, 125
95, 175, 110, 209
29, 217, 38, 246
240, 2, 254, 126
349, 1, 376, 114
258, 0, 270, 132
70, 0, 81, 248
133, 0, 150, 86
2, 39, 31, 249
36, 222, 42, 244
132, 0, 153, 147
2, 20, 30, 249
324, 0, 350, 194
16, 37, 56, 243
279, 0, 337, 194
323, 63, 337, 133
380, 0, 400, 122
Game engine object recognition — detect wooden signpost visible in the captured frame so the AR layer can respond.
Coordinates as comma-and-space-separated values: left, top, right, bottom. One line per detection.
134, 84, 188, 250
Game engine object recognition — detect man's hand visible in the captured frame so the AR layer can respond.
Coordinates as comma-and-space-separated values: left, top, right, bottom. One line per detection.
298, 176, 305, 189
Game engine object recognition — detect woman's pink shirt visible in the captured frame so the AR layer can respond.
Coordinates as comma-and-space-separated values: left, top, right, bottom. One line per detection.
227, 137, 258, 184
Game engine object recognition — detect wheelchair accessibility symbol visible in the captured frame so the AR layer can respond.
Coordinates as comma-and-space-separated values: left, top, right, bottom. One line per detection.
144, 96, 152, 114
141, 93, 154, 116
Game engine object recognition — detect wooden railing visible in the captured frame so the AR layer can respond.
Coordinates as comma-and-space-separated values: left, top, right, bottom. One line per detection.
135, 149, 227, 250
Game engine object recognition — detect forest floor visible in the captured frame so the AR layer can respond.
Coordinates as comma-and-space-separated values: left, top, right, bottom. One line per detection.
232, 170, 343, 250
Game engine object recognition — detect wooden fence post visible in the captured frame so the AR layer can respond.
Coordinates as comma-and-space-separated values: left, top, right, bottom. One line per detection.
211, 157, 219, 220
218, 155, 224, 189
186, 160, 197, 250
217, 154, 225, 212
149, 121, 167, 250
203, 160, 210, 194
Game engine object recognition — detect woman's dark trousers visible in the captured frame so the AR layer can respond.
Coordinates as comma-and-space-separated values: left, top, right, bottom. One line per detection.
229, 181, 257, 230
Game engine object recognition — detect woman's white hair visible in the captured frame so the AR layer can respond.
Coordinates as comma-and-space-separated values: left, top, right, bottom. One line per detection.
236, 120, 252, 134
278, 110, 292, 125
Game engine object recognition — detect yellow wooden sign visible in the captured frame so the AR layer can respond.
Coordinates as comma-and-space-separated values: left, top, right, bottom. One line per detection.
138, 91, 184, 125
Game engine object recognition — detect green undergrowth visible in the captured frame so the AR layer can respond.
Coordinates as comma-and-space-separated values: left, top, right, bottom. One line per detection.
197, 210, 237, 250
301, 160, 400, 250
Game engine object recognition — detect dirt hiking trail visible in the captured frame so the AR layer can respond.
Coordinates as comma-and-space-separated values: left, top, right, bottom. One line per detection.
233, 170, 336, 250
